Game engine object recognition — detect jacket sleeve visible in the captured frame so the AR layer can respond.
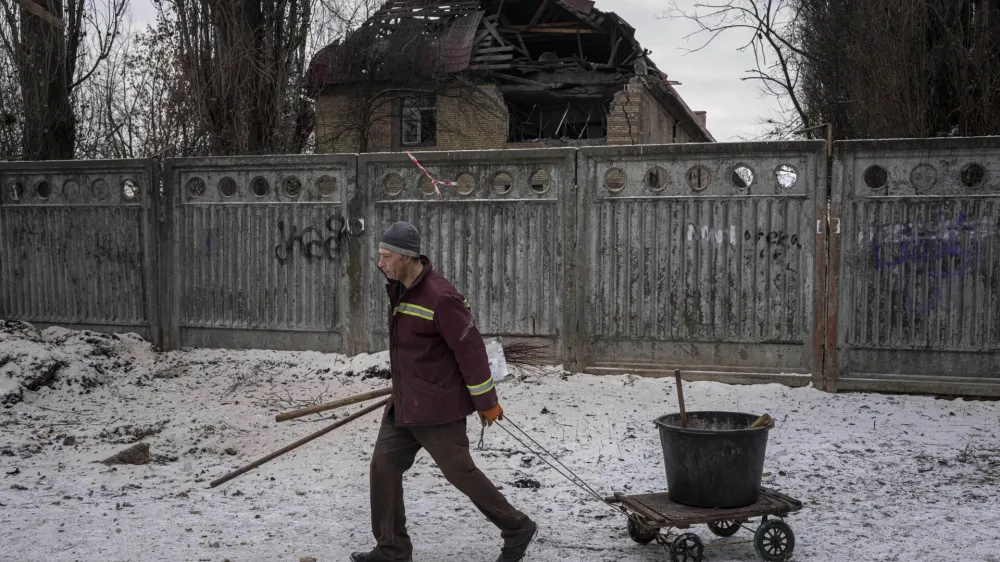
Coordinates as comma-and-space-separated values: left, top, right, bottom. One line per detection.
434, 291, 499, 412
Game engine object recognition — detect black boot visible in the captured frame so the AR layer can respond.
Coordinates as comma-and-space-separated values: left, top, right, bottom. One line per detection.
495, 520, 538, 562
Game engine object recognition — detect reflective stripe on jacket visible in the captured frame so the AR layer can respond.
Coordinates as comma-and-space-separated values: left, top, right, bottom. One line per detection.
386, 257, 499, 426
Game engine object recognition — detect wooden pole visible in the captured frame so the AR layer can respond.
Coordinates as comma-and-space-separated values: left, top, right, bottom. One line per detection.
674, 369, 688, 428
275, 387, 392, 422
210, 397, 390, 488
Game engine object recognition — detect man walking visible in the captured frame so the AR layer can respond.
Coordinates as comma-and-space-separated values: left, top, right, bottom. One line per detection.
351, 221, 537, 562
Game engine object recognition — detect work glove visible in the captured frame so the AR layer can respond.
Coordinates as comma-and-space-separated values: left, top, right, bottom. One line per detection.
478, 403, 504, 426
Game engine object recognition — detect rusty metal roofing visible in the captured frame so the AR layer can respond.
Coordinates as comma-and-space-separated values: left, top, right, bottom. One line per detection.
554, 0, 595, 15
439, 10, 485, 72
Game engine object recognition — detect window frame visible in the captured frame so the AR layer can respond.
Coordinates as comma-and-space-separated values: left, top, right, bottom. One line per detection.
400, 94, 437, 147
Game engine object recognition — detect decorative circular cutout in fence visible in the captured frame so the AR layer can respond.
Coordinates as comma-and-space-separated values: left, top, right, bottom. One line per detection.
284, 176, 302, 197
456, 173, 476, 195
730, 165, 755, 189
775, 164, 798, 189
646, 166, 669, 191
605, 168, 627, 192
317, 175, 337, 197
418, 175, 436, 196
251, 176, 270, 197
63, 180, 80, 201
123, 178, 140, 200
960, 163, 987, 189
216, 177, 237, 198
187, 177, 206, 197
384, 173, 405, 196
910, 163, 938, 191
530, 169, 551, 194
686, 165, 711, 191
92, 178, 111, 200
493, 172, 513, 194
863, 165, 889, 189
36, 181, 52, 200
9, 182, 24, 201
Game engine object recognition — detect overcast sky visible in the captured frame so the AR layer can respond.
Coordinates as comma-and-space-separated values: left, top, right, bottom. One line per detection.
128, 0, 783, 142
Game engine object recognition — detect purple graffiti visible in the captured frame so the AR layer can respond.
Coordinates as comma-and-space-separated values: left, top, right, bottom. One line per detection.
872, 212, 981, 315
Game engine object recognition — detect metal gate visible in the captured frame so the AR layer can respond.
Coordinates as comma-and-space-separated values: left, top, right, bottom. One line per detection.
830, 138, 1000, 395
576, 142, 829, 385
0, 160, 160, 343
161, 155, 358, 352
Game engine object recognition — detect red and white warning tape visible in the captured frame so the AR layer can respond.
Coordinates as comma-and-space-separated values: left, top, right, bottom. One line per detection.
405, 152, 456, 200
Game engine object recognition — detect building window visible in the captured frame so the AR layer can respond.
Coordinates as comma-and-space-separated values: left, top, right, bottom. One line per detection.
401, 95, 436, 146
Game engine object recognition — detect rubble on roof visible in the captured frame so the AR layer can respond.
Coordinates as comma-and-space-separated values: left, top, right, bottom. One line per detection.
306, 0, 714, 143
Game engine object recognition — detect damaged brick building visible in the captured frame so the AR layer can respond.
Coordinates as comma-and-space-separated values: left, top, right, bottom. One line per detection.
307, 0, 714, 154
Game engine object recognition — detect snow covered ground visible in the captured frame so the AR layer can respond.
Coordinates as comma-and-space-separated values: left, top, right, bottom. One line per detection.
2, 320, 999, 562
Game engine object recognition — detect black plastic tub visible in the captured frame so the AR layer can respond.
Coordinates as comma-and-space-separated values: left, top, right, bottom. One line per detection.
654, 411, 773, 509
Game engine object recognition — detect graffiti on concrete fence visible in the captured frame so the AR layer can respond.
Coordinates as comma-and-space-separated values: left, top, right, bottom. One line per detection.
872, 212, 988, 314
685, 225, 803, 262
275, 216, 343, 264
746, 229, 802, 261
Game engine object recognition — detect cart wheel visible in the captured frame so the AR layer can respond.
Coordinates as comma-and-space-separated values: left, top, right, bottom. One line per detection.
754, 519, 795, 561
670, 532, 704, 562
707, 519, 742, 537
627, 517, 657, 544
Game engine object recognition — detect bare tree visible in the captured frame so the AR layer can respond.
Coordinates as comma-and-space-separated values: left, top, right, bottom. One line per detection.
666, 0, 809, 137
0, 39, 21, 160
0, 0, 128, 160
665, 0, 1000, 140
74, 14, 211, 159
798, 0, 1000, 139
155, 0, 315, 156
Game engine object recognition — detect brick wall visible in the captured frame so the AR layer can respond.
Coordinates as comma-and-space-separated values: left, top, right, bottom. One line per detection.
642, 87, 678, 144
316, 80, 700, 153
315, 91, 396, 153
316, 85, 508, 154
606, 78, 643, 146
436, 85, 508, 150
315, 94, 361, 153
607, 77, 702, 146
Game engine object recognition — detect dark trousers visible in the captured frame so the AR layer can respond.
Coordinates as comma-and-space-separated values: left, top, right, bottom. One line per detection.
370, 407, 534, 561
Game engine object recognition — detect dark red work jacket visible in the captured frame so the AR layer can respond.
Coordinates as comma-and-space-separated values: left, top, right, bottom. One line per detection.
385, 258, 499, 426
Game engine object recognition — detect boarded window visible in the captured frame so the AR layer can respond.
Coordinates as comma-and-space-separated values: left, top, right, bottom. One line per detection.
401, 95, 437, 146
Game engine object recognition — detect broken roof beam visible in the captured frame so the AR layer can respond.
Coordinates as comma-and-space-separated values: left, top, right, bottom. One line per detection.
468, 63, 515, 70
491, 73, 559, 87
476, 17, 532, 58
499, 84, 617, 98
506, 23, 600, 31
607, 37, 621, 65
471, 54, 515, 62
473, 45, 516, 53
511, 27, 599, 35
527, 0, 550, 30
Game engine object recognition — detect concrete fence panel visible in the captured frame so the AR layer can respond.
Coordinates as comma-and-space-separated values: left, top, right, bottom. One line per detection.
357, 149, 577, 357
0, 159, 159, 343
577, 142, 829, 386
161, 155, 358, 352
830, 138, 1000, 396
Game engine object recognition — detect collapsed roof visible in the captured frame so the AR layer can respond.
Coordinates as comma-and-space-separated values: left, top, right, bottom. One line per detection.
306, 0, 713, 142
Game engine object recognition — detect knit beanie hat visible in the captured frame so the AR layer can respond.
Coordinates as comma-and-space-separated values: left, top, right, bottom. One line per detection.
379, 221, 421, 258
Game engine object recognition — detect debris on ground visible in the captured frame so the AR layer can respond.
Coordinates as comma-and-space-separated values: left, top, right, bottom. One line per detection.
0, 324, 998, 561
100, 443, 151, 466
